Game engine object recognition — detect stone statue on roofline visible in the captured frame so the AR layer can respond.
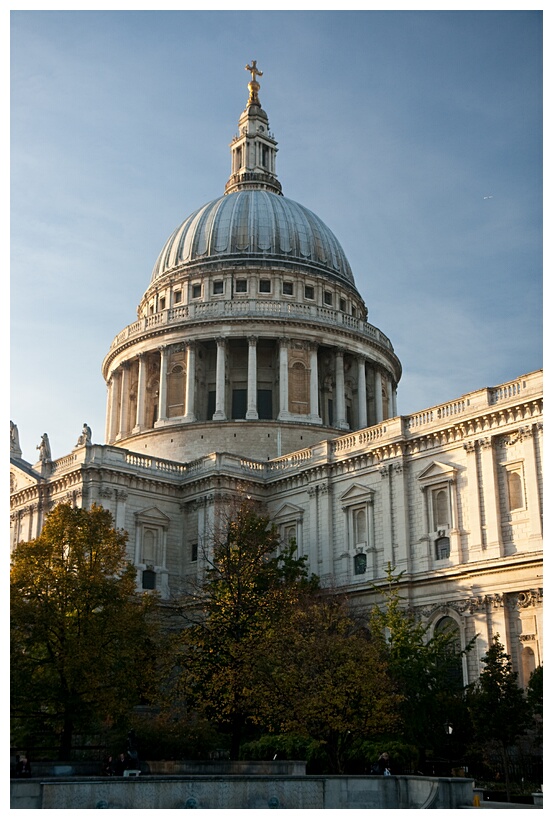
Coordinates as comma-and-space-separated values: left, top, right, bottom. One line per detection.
37, 433, 51, 463
76, 422, 92, 447
10, 421, 22, 458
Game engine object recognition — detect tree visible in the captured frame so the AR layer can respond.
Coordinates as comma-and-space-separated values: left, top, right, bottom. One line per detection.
252, 590, 401, 773
369, 565, 472, 770
11, 503, 158, 759
176, 501, 316, 759
467, 635, 530, 801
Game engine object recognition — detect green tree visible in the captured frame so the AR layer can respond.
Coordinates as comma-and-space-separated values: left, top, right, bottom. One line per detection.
467, 635, 530, 801
176, 501, 316, 760
369, 565, 472, 770
11, 503, 157, 759
253, 590, 401, 773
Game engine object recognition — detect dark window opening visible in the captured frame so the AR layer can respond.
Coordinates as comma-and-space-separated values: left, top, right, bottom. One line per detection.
258, 389, 273, 420
283, 282, 294, 296
235, 279, 247, 293
354, 553, 367, 575
142, 569, 156, 590
232, 389, 247, 419
192, 284, 201, 299
259, 279, 271, 293
324, 291, 332, 306
436, 536, 450, 560
174, 291, 182, 304
207, 391, 216, 419
191, 543, 198, 562
213, 280, 224, 295
305, 285, 315, 300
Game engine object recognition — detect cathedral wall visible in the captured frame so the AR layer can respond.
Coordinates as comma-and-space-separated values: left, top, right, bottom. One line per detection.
111, 421, 340, 463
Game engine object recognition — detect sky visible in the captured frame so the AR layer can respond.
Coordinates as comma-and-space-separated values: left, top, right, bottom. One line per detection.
9, 8, 543, 464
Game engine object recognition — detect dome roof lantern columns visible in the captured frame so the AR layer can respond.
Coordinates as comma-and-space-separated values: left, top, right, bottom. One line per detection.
225, 61, 282, 196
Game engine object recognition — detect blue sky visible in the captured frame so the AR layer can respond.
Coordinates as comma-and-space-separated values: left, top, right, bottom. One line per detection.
10, 9, 543, 463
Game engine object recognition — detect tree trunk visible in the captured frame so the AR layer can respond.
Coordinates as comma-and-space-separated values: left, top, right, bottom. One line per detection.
500, 743, 511, 802
58, 712, 74, 760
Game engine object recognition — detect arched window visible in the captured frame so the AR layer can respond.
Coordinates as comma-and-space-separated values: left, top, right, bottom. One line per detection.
167, 364, 185, 417
433, 488, 450, 529
354, 508, 367, 547
508, 470, 524, 511
521, 646, 536, 688
289, 361, 309, 414
142, 529, 158, 566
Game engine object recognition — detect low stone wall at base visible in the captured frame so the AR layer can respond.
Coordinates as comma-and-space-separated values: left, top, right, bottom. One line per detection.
11, 774, 475, 810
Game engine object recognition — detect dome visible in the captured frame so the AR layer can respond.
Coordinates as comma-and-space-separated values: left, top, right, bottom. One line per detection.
151, 189, 355, 286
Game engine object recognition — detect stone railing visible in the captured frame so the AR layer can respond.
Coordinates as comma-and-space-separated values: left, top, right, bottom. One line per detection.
108, 299, 394, 352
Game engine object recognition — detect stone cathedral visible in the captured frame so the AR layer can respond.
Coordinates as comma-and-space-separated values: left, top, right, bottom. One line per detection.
10, 66, 543, 687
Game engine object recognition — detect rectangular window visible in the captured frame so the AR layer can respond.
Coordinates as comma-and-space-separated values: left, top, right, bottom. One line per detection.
142, 569, 156, 590
258, 389, 273, 420
191, 543, 198, 562
192, 283, 202, 299
207, 390, 216, 419
324, 291, 333, 306
213, 280, 224, 295
159, 297, 166, 310
232, 389, 247, 419
305, 285, 314, 300
235, 279, 247, 293
283, 282, 294, 296
174, 291, 182, 304
340, 298, 346, 312
259, 279, 271, 293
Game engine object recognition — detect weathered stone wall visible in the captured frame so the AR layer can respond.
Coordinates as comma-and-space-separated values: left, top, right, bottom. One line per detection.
10, 774, 475, 810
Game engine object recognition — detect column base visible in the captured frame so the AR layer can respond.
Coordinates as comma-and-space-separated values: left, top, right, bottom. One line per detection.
212, 411, 227, 421
183, 413, 197, 423
246, 410, 259, 420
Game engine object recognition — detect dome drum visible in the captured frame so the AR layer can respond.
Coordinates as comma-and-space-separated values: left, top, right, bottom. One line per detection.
102, 66, 401, 462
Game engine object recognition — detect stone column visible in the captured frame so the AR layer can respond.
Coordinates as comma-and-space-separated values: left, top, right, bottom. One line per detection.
379, 464, 394, 569
448, 477, 462, 563
521, 425, 543, 542
156, 346, 168, 424
335, 349, 348, 429
392, 383, 398, 417
375, 368, 384, 424
246, 336, 259, 420
309, 344, 322, 423
464, 440, 483, 559
184, 341, 197, 422
479, 436, 502, 558
105, 376, 114, 443
357, 357, 367, 429
386, 377, 394, 420
213, 337, 227, 420
133, 353, 147, 432
117, 363, 131, 438
392, 461, 410, 574
278, 339, 290, 420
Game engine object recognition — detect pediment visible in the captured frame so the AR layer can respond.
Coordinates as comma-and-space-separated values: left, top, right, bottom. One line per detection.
10, 458, 43, 493
340, 483, 374, 505
417, 460, 458, 486
135, 506, 171, 527
273, 502, 304, 520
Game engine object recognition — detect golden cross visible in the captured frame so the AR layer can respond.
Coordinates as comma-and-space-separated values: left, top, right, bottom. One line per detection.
246, 61, 263, 82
